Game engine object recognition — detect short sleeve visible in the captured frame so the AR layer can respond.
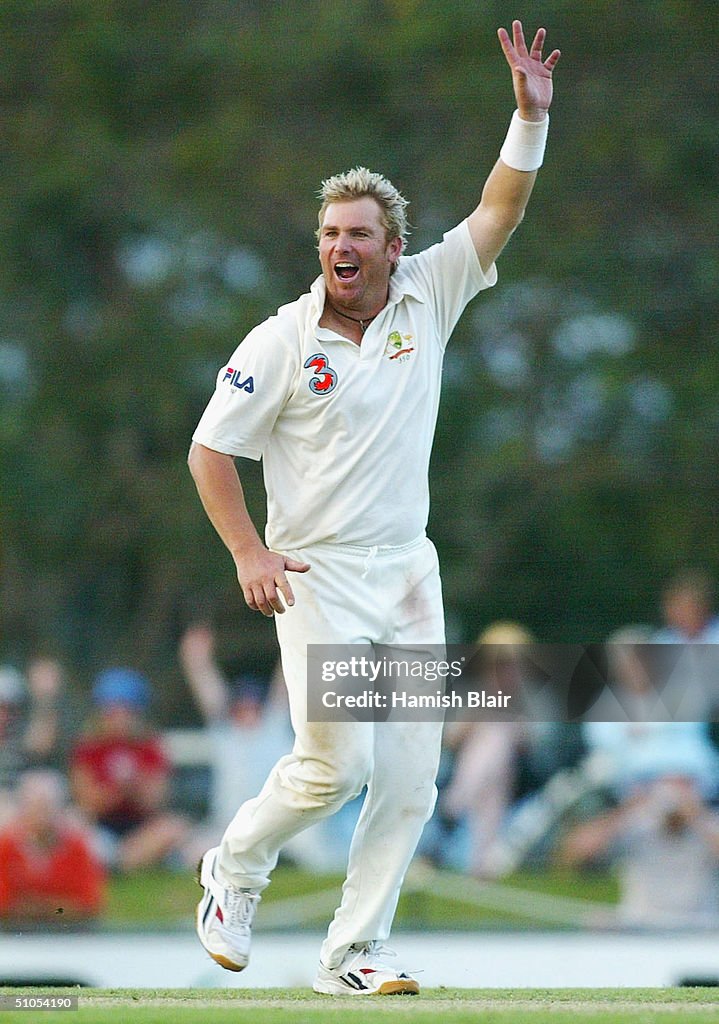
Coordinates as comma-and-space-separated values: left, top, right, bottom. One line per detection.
399, 219, 497, 347
192, 326, 299, 460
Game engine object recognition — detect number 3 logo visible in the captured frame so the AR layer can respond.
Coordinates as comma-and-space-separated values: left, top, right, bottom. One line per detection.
304, 353, 338, 396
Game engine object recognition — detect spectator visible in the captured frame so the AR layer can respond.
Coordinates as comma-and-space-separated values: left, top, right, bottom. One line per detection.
0, 666, 26, 824
482, 623, 719, 879
559, 774, 719, 928
69, 668, 189, 873
655, 568, 719, 644
179, 623, 358, 870
438, 623, 534, 876
583, 626, 719, 800
179, 624, 290, 831
23, 656, 68, 770
0, 770, 105, 923
0, 658, 69, 826
653, 570, 719, 719
421, 622, 582, 876
583, 718, 719, 802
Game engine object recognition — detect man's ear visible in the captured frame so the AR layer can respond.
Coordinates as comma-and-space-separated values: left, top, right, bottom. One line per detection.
388, 236, 403, 265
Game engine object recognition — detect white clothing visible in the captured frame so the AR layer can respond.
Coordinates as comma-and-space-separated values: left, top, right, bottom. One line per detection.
583, 721, 719, 798
442, 722, 526, 876
193, 220, 496, 550
617, 812, 719, 927
206, 709, 292, 831
652, 622, 719, 720
196, 220, 494, 967
218, 537, 445, 967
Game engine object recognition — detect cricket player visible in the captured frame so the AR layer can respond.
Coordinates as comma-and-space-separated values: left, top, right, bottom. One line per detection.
190, 20, 559, 996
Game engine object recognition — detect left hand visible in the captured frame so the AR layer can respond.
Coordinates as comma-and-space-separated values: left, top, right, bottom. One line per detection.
498, 20, 560, 121
179, 623, 216, 668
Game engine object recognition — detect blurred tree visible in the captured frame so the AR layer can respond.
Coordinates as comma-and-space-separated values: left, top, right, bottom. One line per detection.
0, 1, 717, 711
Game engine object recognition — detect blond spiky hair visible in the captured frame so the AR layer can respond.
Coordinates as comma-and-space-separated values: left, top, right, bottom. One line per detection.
316, 167, 410, 256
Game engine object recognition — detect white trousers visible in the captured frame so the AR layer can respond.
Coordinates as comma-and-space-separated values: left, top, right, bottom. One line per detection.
218, 535, 445, 968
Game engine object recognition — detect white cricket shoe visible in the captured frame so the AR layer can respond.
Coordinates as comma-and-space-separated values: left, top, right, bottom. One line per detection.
313, 941, 419, 996
196, 846, 260, 972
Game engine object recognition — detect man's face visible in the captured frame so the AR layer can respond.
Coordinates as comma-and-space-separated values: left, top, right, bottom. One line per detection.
663, 589, 709, 639
318, 197, 402, 310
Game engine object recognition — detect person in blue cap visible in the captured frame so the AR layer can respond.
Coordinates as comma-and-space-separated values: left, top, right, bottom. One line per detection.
69, 667, 189, 872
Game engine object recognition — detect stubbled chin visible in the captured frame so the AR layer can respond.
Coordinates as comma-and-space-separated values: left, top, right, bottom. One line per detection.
328, 278, 361, 300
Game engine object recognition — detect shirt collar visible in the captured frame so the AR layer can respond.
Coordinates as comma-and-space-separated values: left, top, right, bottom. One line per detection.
309, 266, 425, 330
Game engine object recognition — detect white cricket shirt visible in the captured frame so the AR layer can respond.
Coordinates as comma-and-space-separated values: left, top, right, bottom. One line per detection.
192, 219, 496, 550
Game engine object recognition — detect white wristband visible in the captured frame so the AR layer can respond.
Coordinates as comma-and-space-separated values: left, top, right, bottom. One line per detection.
499, 109, 549, 172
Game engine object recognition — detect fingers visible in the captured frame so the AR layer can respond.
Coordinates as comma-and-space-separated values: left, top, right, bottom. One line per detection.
267, 559, 311, 614
285, 558, 311, 573
244, 579, 286, 617
237, 551, 311, 617
499, 22, 558, 72
530, 27, 545, 60
497, 25, 515, 61
243, 585, 262, 615
275, 573, 295, 612
544, 48, 561, 71
246, 585, 282, 614
512, 19, 528, 58
243, 565, 311, 616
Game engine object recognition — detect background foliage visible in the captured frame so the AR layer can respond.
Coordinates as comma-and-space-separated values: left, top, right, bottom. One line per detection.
1, 0, 717, 715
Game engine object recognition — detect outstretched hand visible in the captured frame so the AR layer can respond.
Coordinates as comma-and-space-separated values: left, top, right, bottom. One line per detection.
498, 20, 560, 122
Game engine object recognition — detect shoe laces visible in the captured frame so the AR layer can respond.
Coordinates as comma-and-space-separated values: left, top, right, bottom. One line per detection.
352, 941, 421, 978
352, 941, 396, 965
224, 889, 260, 931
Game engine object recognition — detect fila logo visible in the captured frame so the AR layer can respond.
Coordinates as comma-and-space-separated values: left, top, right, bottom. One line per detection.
223, 367, 254, 393
304, 353, 337, 396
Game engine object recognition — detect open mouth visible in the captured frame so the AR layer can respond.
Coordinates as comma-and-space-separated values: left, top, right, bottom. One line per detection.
334, 262, 359, 282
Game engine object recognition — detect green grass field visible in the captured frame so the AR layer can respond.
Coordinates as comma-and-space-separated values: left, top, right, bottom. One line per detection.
2, 988, 719, 1024
103, 864, 620, 929
1, 868, 702, 1023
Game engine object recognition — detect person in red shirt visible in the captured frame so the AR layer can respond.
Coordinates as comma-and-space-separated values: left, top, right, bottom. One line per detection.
0, 769, 105, 921
69, 668, 188, 873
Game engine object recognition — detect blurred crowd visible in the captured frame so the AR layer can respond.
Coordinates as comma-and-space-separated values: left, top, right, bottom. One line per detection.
2, 568, 719, 930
